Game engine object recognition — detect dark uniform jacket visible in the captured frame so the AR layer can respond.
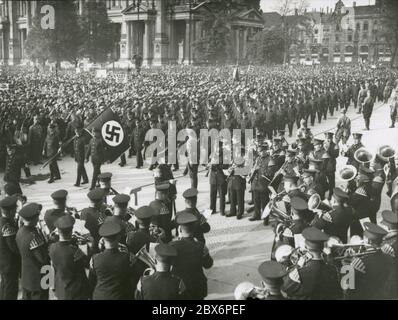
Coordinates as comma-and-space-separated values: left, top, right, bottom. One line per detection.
49, 240, 90, 300
282, 255, 341, 300
4, 147, 24, 183
86, 136, 106, 165
44, 209, 66, 233
170, 236, 213, 300
90, 247, 133, 300
345, 142, 363, 169
311, 205, 354, 243
251, 156, 273, 191
133, 125, 146, 151
346, 251, 395, 300
135, 271, 185, 300
74, 135, 87, 163
16, 225, 50, 292
0, 217, 20, 275
43, 131, 60, 157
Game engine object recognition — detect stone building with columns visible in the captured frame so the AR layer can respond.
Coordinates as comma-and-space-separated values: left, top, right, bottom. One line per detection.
0, 0, 264, 66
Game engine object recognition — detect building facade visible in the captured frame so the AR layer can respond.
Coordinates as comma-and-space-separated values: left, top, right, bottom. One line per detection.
0, 0, 264, 66
263, 0, 392, 65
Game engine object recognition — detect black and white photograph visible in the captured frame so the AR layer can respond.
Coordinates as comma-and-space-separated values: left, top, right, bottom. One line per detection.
0, 0, 397, 306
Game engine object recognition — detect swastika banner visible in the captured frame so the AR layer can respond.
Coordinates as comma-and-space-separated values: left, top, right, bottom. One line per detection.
86, 108, 129, 163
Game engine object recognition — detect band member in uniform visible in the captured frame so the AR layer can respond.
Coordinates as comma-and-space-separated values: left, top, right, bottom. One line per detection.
86, 127, 106, 191
256, 261, 288, 300
335, 109, 351, 146
281, 227, 341, 300
0, 196, 20, 300
105, 194, 136, 241
170, 213, 213, 300
346, 222, 396, 299
250, 143, 273, 221
226, 162, 247, 220
135, 243, 186, 300
343, 133, 364, 170
80, 188, 109, 251
133, 118, 145, 169
89, 222, 133, 300
362, 90, 374, 131
208, 160, 227, 216
49, 215, 90, 300
380, 210, 398, 298
16, 203, 50, 300
179, 188, 210, 244
150, 184, 172, 243
323, 133, 339, 201
98, 172, 117, 202
273, 197, 309, 256
311, 188, 354, 243
44, 189, 70, 233
73, 123, 89, 187
4, 144, 25, 195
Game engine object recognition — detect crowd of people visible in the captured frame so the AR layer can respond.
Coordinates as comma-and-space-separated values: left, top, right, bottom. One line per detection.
0, 63, 397, 300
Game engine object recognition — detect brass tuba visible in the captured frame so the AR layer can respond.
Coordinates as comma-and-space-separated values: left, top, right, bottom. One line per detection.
339, 165, 358, 182
135, 245, 156, 275
377, 145, 396, 162
354, 147, 374, 166
308, 193, 332, 212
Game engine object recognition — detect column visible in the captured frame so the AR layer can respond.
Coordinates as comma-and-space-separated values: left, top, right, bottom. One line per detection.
242, 28, 248, 59
119, 20, 130, 61
235, 28, 240, 62
26, 1, 31, 33
153, 0, 169, 66
184, 19, 191, 65
143, 20, 153, 66
8, 0, 19, 65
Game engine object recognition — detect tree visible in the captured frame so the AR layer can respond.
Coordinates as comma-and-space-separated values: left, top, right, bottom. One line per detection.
192, 2, 236, 64
247, 28, 284, 64
79, 1, 120, 64
25, 0, 82, 67
246, 0, 261, 11
273, 0, 312, 64
379, 0, 398, 67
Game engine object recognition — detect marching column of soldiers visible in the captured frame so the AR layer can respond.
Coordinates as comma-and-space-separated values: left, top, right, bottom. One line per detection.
1, 66, 398, 300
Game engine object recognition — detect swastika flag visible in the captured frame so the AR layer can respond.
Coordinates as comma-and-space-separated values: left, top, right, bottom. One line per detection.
86, 108, 129, 163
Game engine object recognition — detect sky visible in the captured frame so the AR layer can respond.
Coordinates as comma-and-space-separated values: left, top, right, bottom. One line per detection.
260, 0, 376, 13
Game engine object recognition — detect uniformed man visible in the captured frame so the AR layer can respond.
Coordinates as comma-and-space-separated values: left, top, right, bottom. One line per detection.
42, 123, 61, 184
135, 243, 186, 300
343, 133, 364, 170
208, 160, 227, 216
281, 227, 341, 300
16, 203, 50, 300
323, 133, 339, 201
250, 143, 272, 221
178, 188, 210, 244
105, 194, 136, 242
335, 109, 351, 146
0, 196, 20, 300
170, 213, 213, 300
49, 215, 90, 300
362, 90, 374, 130
346, 222, 396, 300
257, 261, 288, 300
132, 118, 145, 169
89, 221, 133, 300
150, 184, 172, 243
126, 206, 157, 294
86, 127, 106, 191
44, 189, 69, 233
80, 188, 110, 250
28, 115, 44, 165
73, 123, 89, 187
226, 162, 247, 220
301, 168, 324, 198
272, 197, 310, 261
380, 210, 398, 298
311, 187, 354, 243
98, 172, 117, 202
3, 144, 24, 195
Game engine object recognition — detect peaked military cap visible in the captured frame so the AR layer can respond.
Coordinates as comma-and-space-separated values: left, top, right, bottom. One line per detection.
135, 206, 156, 221
302, 227, 329, 243
182, 188, 198, 199
363, 222, 388, 241
258, 261, 288, 282
0, 196, 18, 209
99, 221, 122, 238
19, 203, 42, 219
87, 188, 105, 201
54, 215, 75, 230
51, 189, 68, 201
381, 210, 398, 228
112, 194, 131, 206
155, 243, 177, 260
98, 172, 112, 182
175, 212, 198, 225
